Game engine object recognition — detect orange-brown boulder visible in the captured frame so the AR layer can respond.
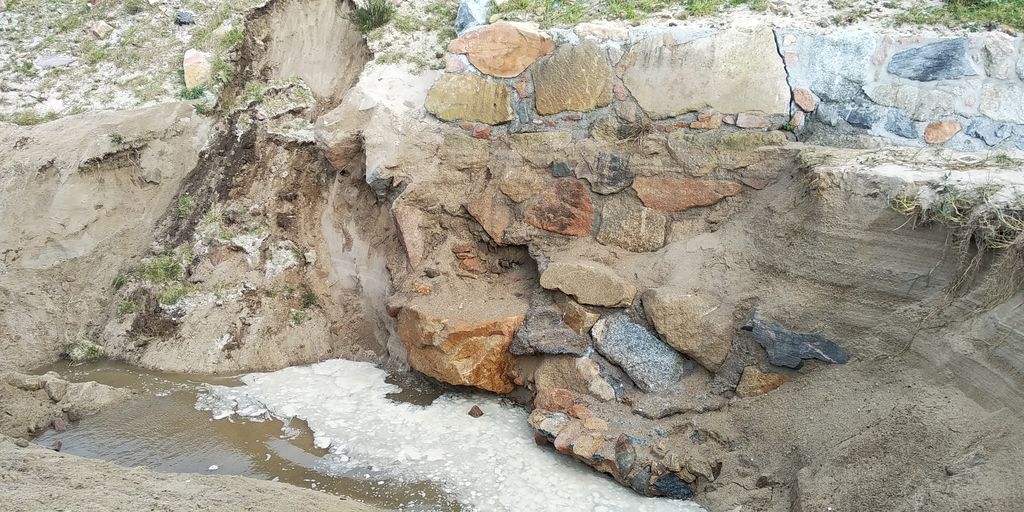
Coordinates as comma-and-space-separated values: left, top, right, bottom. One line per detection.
448, 22, 554, 78
633, 177, 742, 212
524, 179, 593, 236
397, 305, 524, 393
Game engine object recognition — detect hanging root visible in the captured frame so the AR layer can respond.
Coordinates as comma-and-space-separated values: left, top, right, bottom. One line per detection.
889, 183, 1024, 305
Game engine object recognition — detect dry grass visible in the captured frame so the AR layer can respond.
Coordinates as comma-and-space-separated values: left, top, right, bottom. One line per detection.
890, 183, 1024, 301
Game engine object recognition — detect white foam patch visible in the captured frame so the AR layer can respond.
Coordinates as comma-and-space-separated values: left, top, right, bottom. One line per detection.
198, 359, 705, 512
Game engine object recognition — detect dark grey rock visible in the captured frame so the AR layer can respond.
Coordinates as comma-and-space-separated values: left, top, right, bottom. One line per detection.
843, 104, 882, 129
551, 161, 573, 177
886, 110, 918, 139
454, 0, 490, 35
592, 313, 687, 392
965, 119, 1012, 146
652, 474, 695, 499
741, 309, 849, 369
575, 152, 633, 194
175, 10, 195, 25
629, 466, 653, 496
614, 435, 636, 475
888, 38, 973, 82
510, 305, 590, 356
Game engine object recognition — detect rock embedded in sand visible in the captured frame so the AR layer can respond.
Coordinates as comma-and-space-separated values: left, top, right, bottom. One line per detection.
524, 179, 594, 236
466, 187, 513, 245
397, 305, 524, 393
555, 295, 601, 335
741, 309, 849, 369
596, 197, 667, 253
539, 261, 636, 308
510, 303, 591, 356
592, 313, 687, 392
632, 177, 742, 212
575, 152, 633, 195
534, 355, 617, 401
642, 289, 733, 372
448, 22, 554, 78
735, 366, 786, 397
182, 49, 212, 90
535, 387, 575, 411
425, 74, 514, 125
620, 25, 789, 119
532, 42, 613, 115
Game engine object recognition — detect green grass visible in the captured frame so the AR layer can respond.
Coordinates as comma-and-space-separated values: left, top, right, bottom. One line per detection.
897, 0, 1024, 30
6, 110, 58, 125
180, 86, 207, 100
608, 0, 670, 19
686, 0, 768, 16
157, 283, 191, 305
492, 0, 588, 26
351, 0, 395, 32
66, 337, 104, 362
176, 195, 197, 218
136, 255, 183, 284
117, 299, 137, 317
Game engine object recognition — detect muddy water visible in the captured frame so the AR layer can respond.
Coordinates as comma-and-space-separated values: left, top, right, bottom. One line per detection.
33, 360, 460, 510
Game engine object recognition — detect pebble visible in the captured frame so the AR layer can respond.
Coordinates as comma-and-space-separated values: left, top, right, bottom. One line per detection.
175, 10, 195, 25
468, 405, 484, 418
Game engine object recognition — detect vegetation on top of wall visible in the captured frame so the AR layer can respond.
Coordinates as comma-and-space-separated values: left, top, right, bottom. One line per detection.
898, 0, 1024, 31
889, 179, 1024, 300
352, 0, 396, 32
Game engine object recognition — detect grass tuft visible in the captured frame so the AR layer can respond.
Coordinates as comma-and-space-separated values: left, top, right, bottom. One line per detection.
351, 0, 395, 33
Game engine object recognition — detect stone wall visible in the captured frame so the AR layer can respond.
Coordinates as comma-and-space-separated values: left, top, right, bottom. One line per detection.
425, 20, 1024, 151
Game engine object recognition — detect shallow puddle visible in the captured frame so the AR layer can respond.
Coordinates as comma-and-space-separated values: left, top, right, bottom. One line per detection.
33, 360, 459, 510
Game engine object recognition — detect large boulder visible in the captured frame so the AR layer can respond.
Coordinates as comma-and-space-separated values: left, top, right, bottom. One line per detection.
425, 74, 514, 124
596, 196, 667, 253
510, 303, 590, 356
397, 305, 524, 393
532, 42, 613, 115
980, 82, 1024, 124
524, 179, 594, 236
592, 313, 688, 392
182, 49, 212, 90
887, 38, 974, 82
621, 25, 789, 119
643, 290, 733, 372
632, 177, 742, 212
539, 261, 636, 307
533, 355, 616, 401
776, 30, 877, 102
448, 22, 554, 78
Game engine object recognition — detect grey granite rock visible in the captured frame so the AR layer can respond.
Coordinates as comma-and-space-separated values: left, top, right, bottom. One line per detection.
885, 110, 918, 139
777, 30, 877, 102
965, 118, 1013, 146
843, 104, 882, 129
592, 313, 687, 392
888, 38, 974, 82
741, 309, 849, 369
454, 0, 490, 35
